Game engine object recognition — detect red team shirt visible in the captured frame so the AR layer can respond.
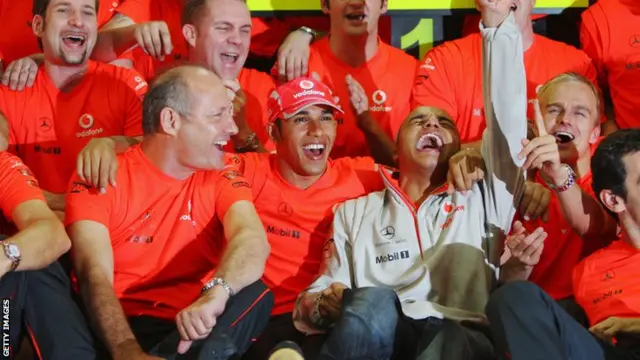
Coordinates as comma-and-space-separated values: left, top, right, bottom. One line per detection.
2, 61, 147, 193
0, 0, 122, 65
521, 171, 610, 300
236, 152, 383, 315
0, 152, 45, 234
285, 38, 417, 159
412, 33, 597, 143
573, 236, 640, 326
580, 0, 640, 129
65, 145, 254, 320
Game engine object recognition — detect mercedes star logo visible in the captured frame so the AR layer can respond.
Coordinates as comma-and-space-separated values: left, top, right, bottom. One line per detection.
277, 202, 293, 217
380, 226, 395, 239
629, 35, 640, 48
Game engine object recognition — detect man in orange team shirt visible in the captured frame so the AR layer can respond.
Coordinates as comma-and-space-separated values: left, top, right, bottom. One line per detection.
413, 0, 605, 148
65, 65, 273, 360
236, 77, 385, 359
278, 0, 417, 164
0, 152, 95, 359
485, 129, 640, 360
581, 0, 640, 133
515, 72, 617, 321
0, 0, 122, 80
0, 0, 147, 215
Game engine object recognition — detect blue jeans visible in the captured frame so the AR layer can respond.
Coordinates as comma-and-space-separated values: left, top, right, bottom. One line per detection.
318, 287, 494, 360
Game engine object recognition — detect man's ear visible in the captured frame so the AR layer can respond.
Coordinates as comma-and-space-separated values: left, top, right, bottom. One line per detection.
599, 189, 625, 215
183, 24, 197, 48
32, 15, 44, 38
381, 0, 388, 14
159, 107, 181, 135
589, 125, 601, 145
268, 122, 282, 142
321, 0, 330, 14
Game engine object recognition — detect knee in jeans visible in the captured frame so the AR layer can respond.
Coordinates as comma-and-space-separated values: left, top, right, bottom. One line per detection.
342, 287, 398, 336
486, 281, 541, 314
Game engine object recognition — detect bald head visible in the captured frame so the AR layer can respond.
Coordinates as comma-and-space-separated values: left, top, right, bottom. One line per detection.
142, 64, 224, 135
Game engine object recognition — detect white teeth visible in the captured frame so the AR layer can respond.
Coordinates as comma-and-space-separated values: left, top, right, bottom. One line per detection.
214, 141, 228, 146
417, 133, 443, 149
303, 144, 325, 150
553, 131, 575, 141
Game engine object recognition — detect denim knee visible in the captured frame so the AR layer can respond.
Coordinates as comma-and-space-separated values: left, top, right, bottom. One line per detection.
342, 287, 399, 338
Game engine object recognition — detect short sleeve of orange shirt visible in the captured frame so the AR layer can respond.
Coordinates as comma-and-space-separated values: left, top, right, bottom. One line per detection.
0, 152, 45, 221
115, 66, 148, 137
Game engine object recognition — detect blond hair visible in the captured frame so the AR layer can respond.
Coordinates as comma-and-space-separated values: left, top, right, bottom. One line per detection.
537, 72, 603, 122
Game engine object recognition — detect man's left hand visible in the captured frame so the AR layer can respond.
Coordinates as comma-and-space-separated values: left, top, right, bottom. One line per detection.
500, 220, 546, 267
175, 286, 229, 354
77, 138, 118, 193
446, 148, 486, 194
590, 317, 640, 343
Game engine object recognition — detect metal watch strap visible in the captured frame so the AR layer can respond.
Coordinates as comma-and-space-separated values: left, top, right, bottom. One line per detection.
2, 242, 19, 272
546, 164, 576, 193
310, 293, 331, 329
297, 26, 317, 41
202, 277, 235, 297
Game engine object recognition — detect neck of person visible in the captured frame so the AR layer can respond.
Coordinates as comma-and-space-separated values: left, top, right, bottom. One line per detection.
521, 21, 535, 52
44, 59, 89, 91
276, 157, 324, 190
398, 166, 446, 207
329, 30, 379, 68
141, 137, 196, 180
620, 219, 640, 249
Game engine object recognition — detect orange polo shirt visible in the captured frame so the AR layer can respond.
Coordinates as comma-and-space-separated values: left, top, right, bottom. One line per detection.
0, 0, 121, 65
278, 38, 417, 159
65, 145, 253, 320
520, 171, 611, 300
236, 152, 383, 315
580, 0, 640, 129
413, 33, 597, 143
3, 61, 147, 194
0, 152, 45, 235
573, 236, 640, 326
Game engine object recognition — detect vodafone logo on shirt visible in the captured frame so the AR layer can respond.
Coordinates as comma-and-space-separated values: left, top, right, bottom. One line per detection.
76, 113, 104, 138
370, 90, 392, 113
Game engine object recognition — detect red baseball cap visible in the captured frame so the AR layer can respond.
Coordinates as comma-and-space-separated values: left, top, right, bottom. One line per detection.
267, 77, 343, 123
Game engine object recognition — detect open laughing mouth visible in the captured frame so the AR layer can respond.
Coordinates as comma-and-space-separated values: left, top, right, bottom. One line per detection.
214, 140, 228, 151
220, 52, 239, 64
62, 34, 86, 48
416, 132, 444, 152
302, 143, 326, 160
553, 131, 575, 144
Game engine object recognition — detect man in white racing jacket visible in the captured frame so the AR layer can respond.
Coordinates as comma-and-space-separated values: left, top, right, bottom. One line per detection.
293, 4, 533, 360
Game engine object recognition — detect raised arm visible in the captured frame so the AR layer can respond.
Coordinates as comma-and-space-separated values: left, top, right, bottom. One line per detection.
294, 204, 354, 335
480, 8, 528, 233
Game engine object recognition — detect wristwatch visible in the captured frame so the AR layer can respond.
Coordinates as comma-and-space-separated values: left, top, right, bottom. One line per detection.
202, 277, 235, 297
546, 164, 576, 193
1, 242, 20, 272
297, 26, 318, 41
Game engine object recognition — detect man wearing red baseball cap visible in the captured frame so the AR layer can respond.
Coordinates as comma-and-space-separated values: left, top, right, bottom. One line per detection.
238, 76, 385, 358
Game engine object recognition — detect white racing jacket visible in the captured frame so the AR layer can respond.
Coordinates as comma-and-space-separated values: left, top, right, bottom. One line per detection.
294, 13, 528, 333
